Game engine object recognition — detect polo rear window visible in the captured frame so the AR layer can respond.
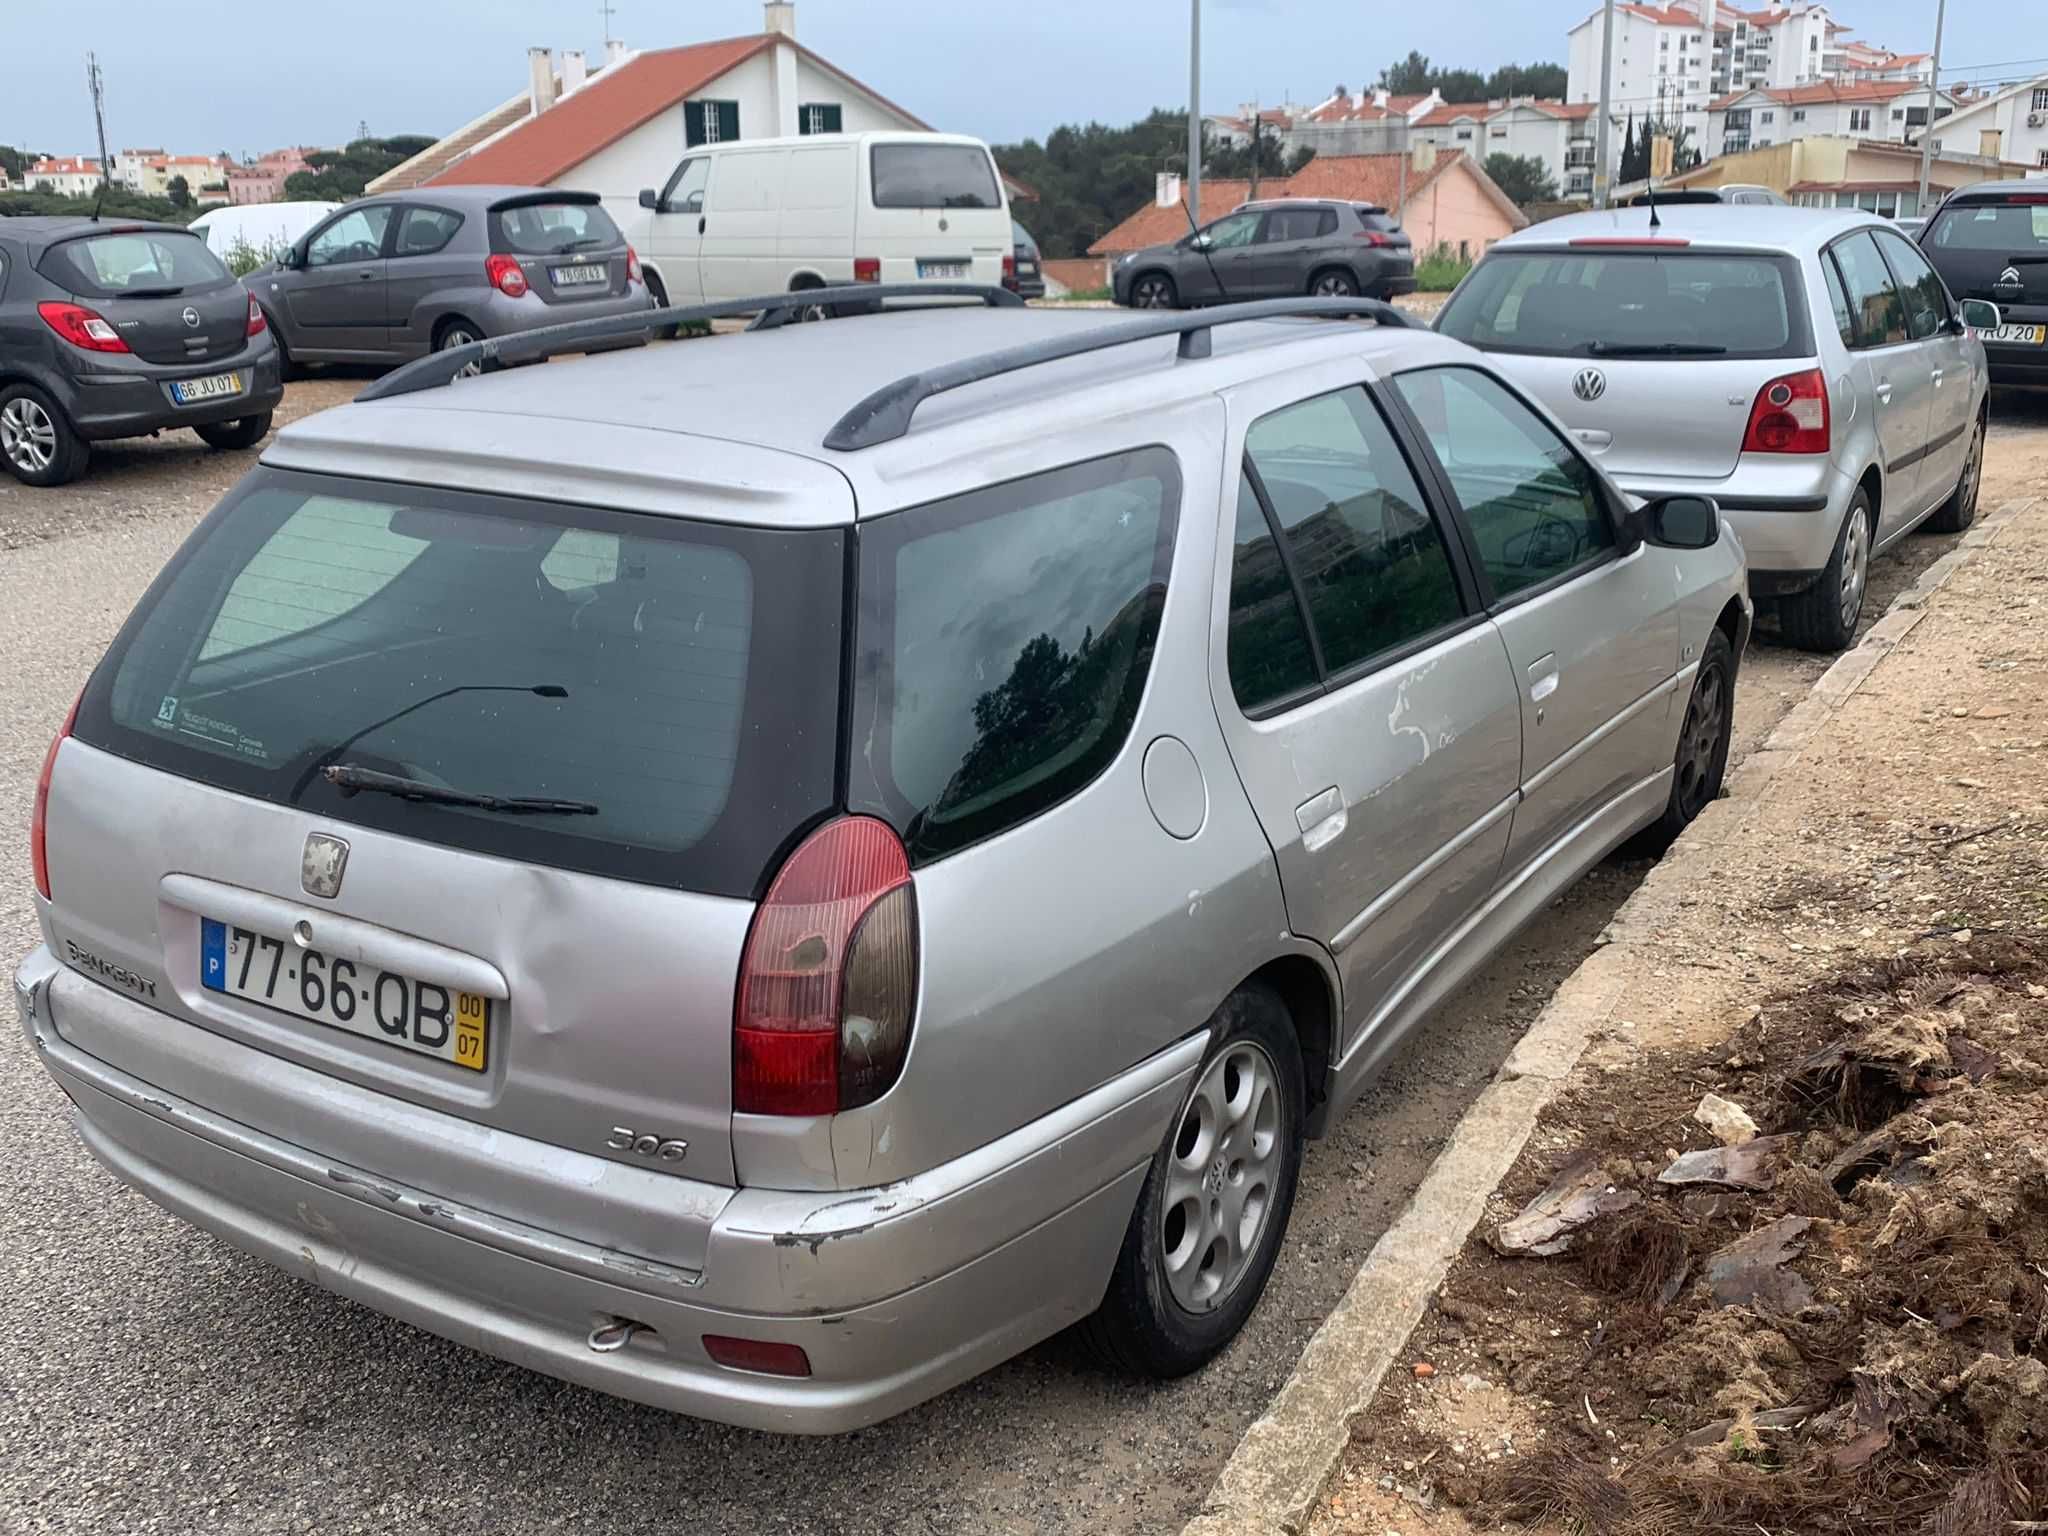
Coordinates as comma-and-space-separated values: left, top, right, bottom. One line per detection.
79, 469, 844, 897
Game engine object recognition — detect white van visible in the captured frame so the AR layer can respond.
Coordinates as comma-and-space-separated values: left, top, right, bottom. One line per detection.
626, 132, 1011, 312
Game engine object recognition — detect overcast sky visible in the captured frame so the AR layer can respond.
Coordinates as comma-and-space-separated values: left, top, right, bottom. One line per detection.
4, 0, 2023, 159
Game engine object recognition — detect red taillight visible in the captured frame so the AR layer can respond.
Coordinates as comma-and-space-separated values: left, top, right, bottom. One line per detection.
734, 816, 917, 1117
1002, 252, 1017, 288
702, 1335, 812, 1377
36, 300, 130, 354
626, 243, 642, 285
1742, 368, 1830, 455
853, 257, 881, 283
245, 292, 267, 337
31, 693, 80, 901
1355, 230, 1393, 246
485, 253, 529, 297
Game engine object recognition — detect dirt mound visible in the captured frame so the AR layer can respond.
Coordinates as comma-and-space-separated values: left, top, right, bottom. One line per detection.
1367, 938, 2048, 1534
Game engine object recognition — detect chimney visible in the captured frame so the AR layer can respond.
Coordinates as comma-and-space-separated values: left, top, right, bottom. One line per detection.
764, 1, 796, 36
528, 47, 557, 115
604, 39, 628, 68
561, 49, 588, 95
1156, 171, 1182, 208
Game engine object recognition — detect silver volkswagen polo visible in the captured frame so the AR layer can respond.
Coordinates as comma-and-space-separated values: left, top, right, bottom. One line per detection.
17, 292, 1748, 1432
1437, 206, 1997, 651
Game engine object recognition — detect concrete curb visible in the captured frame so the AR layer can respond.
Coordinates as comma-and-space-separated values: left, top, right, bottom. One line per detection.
1181, 495, 2040, 1536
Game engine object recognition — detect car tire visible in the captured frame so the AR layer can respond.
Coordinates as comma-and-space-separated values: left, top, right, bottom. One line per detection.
1080, 983, 1305, 1378
1923, 414, 1984, 535
643, 271, 683, 341
0, 383, 89, 488
1646, 625, 1735, 847
1778, 488, 1873, 654
1130, 272, 1179, 310
788, 286, 835, 323
435, 321, 485, 380
1309, 267, 1359, 298
194, 412, 273, 452
265, 318, 302, 382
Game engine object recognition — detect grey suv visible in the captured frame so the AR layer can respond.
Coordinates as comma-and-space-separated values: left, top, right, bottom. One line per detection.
18, 286, 1747, 1433
0, 218, 282, 486
251, 187, 654, 374
1113, 199, 1416, 308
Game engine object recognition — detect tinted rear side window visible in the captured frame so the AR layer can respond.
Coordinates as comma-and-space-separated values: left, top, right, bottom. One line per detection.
80, 470, 844, 898
850, 449, 1179, 862
870, 144, 1001, 209
43, 230, 232, 297
491, 200, 623, 255
1438, 251, 1807, 358
1831, 232, 1908, 347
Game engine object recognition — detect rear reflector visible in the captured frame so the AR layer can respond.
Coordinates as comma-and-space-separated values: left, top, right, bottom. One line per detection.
1742, 368, 1830, 455
31, 693, 80, 901
734, 816, 917, 1116
702, 1335, 812, 1377
854, 257, 881, 283
1570, 237, 1692, 248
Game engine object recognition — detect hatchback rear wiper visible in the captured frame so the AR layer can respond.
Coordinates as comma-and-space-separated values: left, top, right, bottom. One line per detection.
119, 285, 185, 299
321, 763, 599, 816
1585, 341, 1729, 357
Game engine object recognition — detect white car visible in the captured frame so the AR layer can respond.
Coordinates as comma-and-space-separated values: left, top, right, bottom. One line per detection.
625, 132, 1012, 316
188, 202, 342, 264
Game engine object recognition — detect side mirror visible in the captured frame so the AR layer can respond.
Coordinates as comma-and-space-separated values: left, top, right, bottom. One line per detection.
638, 188, 660, 211
1637, 495, 1722, 551
1960, 298, 2001, 333
1187, 233, 1212, 251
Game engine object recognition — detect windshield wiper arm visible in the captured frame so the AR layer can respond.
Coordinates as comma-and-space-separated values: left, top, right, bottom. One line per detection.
321, 764, 599, 816
1586, 341, 1729, 356
121, 285, 185, 298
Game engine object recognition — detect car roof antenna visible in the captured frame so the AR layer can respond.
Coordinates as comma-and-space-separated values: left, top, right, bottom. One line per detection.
1181, 188, 1230, 301
1646, 170, 1662, 232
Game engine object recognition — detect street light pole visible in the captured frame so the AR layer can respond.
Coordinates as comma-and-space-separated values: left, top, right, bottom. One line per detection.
1915, 0, 1947, 217
1594, 0, 1617, 207
1189, 0, 1202, 223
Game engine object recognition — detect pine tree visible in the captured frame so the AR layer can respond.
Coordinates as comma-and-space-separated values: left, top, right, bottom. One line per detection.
1622, 114, 1638, 183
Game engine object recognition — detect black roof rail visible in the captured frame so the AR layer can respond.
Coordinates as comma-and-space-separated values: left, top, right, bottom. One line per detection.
823, 296, 1412, 452
355, 283, 1024, 403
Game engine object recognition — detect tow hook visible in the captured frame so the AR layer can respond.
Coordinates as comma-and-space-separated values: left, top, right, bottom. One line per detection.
587, 1317, 648, 1353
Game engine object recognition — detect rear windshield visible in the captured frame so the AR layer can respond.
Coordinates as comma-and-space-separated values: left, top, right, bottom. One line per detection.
849, 449, 1179, 863
43, 229, 232, 298
78, 469, 843, 898
870, 144, 1002, 210
490, 200, 623, 255
1928, 200, 2048, 254
1437, 250, 1809, 359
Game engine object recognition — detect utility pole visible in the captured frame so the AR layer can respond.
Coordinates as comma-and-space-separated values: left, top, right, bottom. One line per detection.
599, 0, 616, 48
1915, 0, 1947, 216
85, 52, 111, 218
1188, 0, 1202, 226
1248, 101, 1262, 201
1593, 0, 1617, 207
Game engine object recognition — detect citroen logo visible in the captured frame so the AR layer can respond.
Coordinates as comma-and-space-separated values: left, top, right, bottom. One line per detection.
181, 306, 201, 328
1998, 265, 2024, 288
301, 833, 350, 900
1573, 366, 1608, 403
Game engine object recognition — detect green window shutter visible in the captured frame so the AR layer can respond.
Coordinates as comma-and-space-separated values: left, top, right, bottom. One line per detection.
718, 101, 741, 143
801, 103, 843, 135
685, 101, 708, 148
684, 100, 740, 147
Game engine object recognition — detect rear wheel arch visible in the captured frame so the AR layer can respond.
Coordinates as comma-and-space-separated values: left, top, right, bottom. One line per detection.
1714, 594, 1749, 659
1306, 263, 1360, 295
1237, 954, 1335, 1116
1858, 464, 1884, 529
432, 313, 483, 349
787, 269, 828, 291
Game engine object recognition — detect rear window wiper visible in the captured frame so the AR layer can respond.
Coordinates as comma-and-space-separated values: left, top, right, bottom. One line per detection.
117, 285, 186, 299
321, 763, 599, 816
1585, 341, 1730, 357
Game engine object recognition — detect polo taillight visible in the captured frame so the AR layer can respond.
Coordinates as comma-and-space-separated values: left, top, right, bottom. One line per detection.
1742, 368, 1830, 455
485, 253, 529, 297
31, 693, 80, 901
734, 817, 917, 1116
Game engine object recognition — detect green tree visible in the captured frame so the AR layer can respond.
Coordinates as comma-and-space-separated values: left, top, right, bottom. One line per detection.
1483, 152, 1559, 207
1622, 114, 1640, 182
1485, 62, 1569, 98
166, 174, 191, 209
0, 145, 45, 182
1431, 69, 1489, 103
1378, 51, 1432, 94
282, 134, 436, 201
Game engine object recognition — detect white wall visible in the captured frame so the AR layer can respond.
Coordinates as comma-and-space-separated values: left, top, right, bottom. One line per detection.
1936, 79, 2048, 169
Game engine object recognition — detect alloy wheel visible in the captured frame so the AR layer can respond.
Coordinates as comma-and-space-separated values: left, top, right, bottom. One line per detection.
1160, 1040, 1285, 1314
1959, 424, 1983, 517
1838, 510, 1870, 632
1134, 277, 1173, 309
1673, 658, 1727, 820
1, 397, 57, 475
1314, 273, 1357, 297
441, 328, 483, 380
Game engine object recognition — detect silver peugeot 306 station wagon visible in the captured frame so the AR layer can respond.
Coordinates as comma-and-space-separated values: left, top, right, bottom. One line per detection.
17, 285, 1750, 1432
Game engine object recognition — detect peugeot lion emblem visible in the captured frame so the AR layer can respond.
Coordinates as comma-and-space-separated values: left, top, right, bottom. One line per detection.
301, 833, 351, 900
1572, 367, 1607, 403
181, 306, 201, 328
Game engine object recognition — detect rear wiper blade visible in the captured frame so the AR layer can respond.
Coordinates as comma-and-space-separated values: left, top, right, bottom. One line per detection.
322, 763, 599, 816
1586, 341, 1729, 357
119, 285, 185, 299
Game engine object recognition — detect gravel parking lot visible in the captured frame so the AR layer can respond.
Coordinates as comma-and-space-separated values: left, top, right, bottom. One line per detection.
2, 366, 2042, 1536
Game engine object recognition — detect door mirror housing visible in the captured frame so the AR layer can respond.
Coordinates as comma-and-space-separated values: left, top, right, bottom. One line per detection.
1960, 298, 2002, 333
1635, 495, 1722, 551
638, 188, 661, 211
1187, 233, 1212, 251
283, 241, 305, 270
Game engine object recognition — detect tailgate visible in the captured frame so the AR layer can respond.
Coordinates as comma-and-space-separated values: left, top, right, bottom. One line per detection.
1489, 354, 1773, 480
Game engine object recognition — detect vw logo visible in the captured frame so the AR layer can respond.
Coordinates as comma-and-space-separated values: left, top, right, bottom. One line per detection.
1572, 367, 1607, 403
181, 306, 201, 328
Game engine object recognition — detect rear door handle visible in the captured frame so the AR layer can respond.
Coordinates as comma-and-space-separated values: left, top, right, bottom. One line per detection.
1875, 379, 1893, 404
1294, 787, 1347, 853
1526, 653, 1559, 703
1931, 368, 1945, 387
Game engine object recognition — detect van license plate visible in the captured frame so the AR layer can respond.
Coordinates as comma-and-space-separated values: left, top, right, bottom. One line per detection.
171, 372, 243, 404
201, 918, 489, 1071
551, 264, 608, 286
917, 261, 969, 279
1990, 323, 2046, 346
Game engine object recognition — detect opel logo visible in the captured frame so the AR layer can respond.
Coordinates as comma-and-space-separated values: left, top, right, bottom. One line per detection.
301, 833, 351, 900
181, 306, 201, 328
1573, 367, 1607, 403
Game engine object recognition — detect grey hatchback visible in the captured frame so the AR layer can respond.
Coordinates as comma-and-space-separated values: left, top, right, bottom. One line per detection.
251, 187, 654, 374
1113, 198, 1416, 308
19, 287, 1747, 1433
0, 218, 282, 486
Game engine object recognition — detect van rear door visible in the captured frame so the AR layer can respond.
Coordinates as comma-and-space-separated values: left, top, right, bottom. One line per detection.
858, 139, 1010, 289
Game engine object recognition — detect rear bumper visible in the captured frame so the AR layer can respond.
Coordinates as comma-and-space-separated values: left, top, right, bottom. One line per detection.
16, 945, 1195, 1433
476, 285, 658, 340
1985, 342, 2048, 390
1617, 459, 1856, 588
59, 344, 285, 441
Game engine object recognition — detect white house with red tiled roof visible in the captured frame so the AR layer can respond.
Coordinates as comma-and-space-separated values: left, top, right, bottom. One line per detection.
25, 156, 104, 197
1409, 100, 1601, 199
1707, 80, 1957, 158
1928, 73, 2048, 172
